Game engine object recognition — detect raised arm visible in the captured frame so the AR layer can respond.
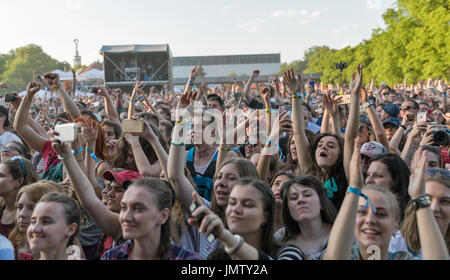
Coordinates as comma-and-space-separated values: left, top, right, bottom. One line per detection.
361, 87, 389, 151
42, 73, 81, 120
13, 82, 49, 153
167, 89, 198, 212
128, 82, 145, 119
322, 93, 341, 137
343, 65, 363, 179
409, 148, 449, 260
285, 69, 312, 174
389, 114, 409, 155
242, 70, 259, 104
324, 139, 364, 260
257, 113, 292, 182
80, 118, 102, 199
51, 137, 122, 240
98, 87, 121, 126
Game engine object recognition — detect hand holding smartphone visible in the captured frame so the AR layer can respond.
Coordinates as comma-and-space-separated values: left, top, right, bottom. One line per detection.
55, 123, 78, 142
189, 200, 216, 242
122, 119, 144, 133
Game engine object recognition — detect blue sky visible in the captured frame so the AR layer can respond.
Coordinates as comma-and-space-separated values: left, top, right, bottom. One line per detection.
0, 0, 397, 65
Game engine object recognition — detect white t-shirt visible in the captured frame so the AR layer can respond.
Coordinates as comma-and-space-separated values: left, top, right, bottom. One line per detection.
0, 131, 23, 147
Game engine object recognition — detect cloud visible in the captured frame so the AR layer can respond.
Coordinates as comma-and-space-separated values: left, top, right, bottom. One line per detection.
220, 5, 231, 11
333, 24, 360, 35
236, 19, 266, 33
270, 9, 321, 24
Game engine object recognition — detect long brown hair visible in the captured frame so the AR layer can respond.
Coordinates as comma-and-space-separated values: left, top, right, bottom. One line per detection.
210, 158, 258, 223
401, 173, 450, 254
130, 177, 174, 259
280, 176, 337, 246
8, 181, 62, 258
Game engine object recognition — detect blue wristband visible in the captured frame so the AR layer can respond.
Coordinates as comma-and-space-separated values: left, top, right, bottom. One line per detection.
73, 147, 84, 156
347, 187, 377, 213
86, 148, 99, 163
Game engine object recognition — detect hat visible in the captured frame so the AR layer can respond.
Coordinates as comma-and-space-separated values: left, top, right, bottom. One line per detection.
383, 117, 401, 127
360, 141, 387, 158
103, 170, 142, 189
382, 103, 400, 118
0, 105, 9, 127
360, 117, 372, 127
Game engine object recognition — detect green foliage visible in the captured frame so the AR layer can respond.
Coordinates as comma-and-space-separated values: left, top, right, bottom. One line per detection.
299, 0, 449, 85
0, 44, 70, 91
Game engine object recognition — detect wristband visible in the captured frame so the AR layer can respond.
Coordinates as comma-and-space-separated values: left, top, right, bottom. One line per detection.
77, 158, 85, 163
52, 84, 60, 91
347, 187, 377, 213
73, 147, 84, 156
266, 138, 278, 147
400, 125, 407, 130
189, 81, 194, 86
266, 109, 272, 114
293, 92, 305, 99
86, 148, 99, 163
171, 141, 186, 146
224, 235, 244, 255
218, 147, 230, 152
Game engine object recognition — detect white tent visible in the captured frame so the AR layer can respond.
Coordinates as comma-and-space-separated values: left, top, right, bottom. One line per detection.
51, 69, 73, 81
77, 69, 104, 80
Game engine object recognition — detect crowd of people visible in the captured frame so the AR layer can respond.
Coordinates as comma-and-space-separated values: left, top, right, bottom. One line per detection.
0, 64, 448, 261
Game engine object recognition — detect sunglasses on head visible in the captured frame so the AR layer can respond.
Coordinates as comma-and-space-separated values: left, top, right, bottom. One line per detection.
11, 156, 26, 176
1, 146, 21, 154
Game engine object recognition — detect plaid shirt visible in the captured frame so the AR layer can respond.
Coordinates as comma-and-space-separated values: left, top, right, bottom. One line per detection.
101, 240, 200, 260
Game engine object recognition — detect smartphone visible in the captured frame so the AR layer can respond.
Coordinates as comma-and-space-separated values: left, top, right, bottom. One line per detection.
92, 102, 100, 107
417, 112, 427, 124
5, 93, 16, 103
189, 200, 216, 242
19, 252, 33, 260
55, 123, 78, 142
337, 94, 351, 105
91, 88, 98, 94
122, 119, 144, 133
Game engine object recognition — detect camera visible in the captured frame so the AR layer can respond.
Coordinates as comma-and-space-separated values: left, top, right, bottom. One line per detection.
433, 128, 450, 146
4, 93, 16, 103
91, 87, 98, 94
335, 62, 348, 71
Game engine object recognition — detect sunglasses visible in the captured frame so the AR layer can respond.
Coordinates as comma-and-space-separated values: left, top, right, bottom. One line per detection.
401, 106, 414, 111
0, 146, 21, 154
11, 156, 26, 176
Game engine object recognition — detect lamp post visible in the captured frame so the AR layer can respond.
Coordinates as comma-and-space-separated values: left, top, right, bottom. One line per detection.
335, 61, 347, 85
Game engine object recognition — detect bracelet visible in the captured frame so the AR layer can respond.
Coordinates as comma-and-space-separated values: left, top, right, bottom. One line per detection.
292, 92, 304, 99
189, 81, 194, 86
400, 125, 407, 130
52, 84, 60, 91
73, 147, 84, 156
86, 148, 99, 163
266, 108, 272, 114
347, 187, 377, 213
218, 147, 230, 152
171, 141, 186, 146
266, 138, 278, 147
224, 234, 244, 255
77, 158, 85, 163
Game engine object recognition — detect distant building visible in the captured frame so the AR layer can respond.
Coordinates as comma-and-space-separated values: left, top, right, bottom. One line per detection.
173, 53, 281, 86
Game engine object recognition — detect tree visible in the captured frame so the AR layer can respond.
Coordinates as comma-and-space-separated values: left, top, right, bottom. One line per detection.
0, 44, 70, 91
197, 64, 207, 77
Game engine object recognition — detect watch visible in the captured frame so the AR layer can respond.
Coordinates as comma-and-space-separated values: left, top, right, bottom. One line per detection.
411, 194, 431, 210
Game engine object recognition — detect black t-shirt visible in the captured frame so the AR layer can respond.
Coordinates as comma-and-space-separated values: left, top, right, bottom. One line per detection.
248, 99, 264, 109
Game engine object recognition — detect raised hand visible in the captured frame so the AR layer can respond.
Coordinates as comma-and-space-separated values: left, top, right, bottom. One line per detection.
43, 73, 60, 88
349, 64, 363, 96
252, 70, 260, 78
283, 69, 304, 94
26, 81, 42, 96
323, 93, 341, 115
349, 136, 364, 189
50, 130, 72, 158
178, 90, 198, 110
409, 148, 428, 199
81, 118, 98, 144
259, 84, 271, 105
188, 191, 225, 240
